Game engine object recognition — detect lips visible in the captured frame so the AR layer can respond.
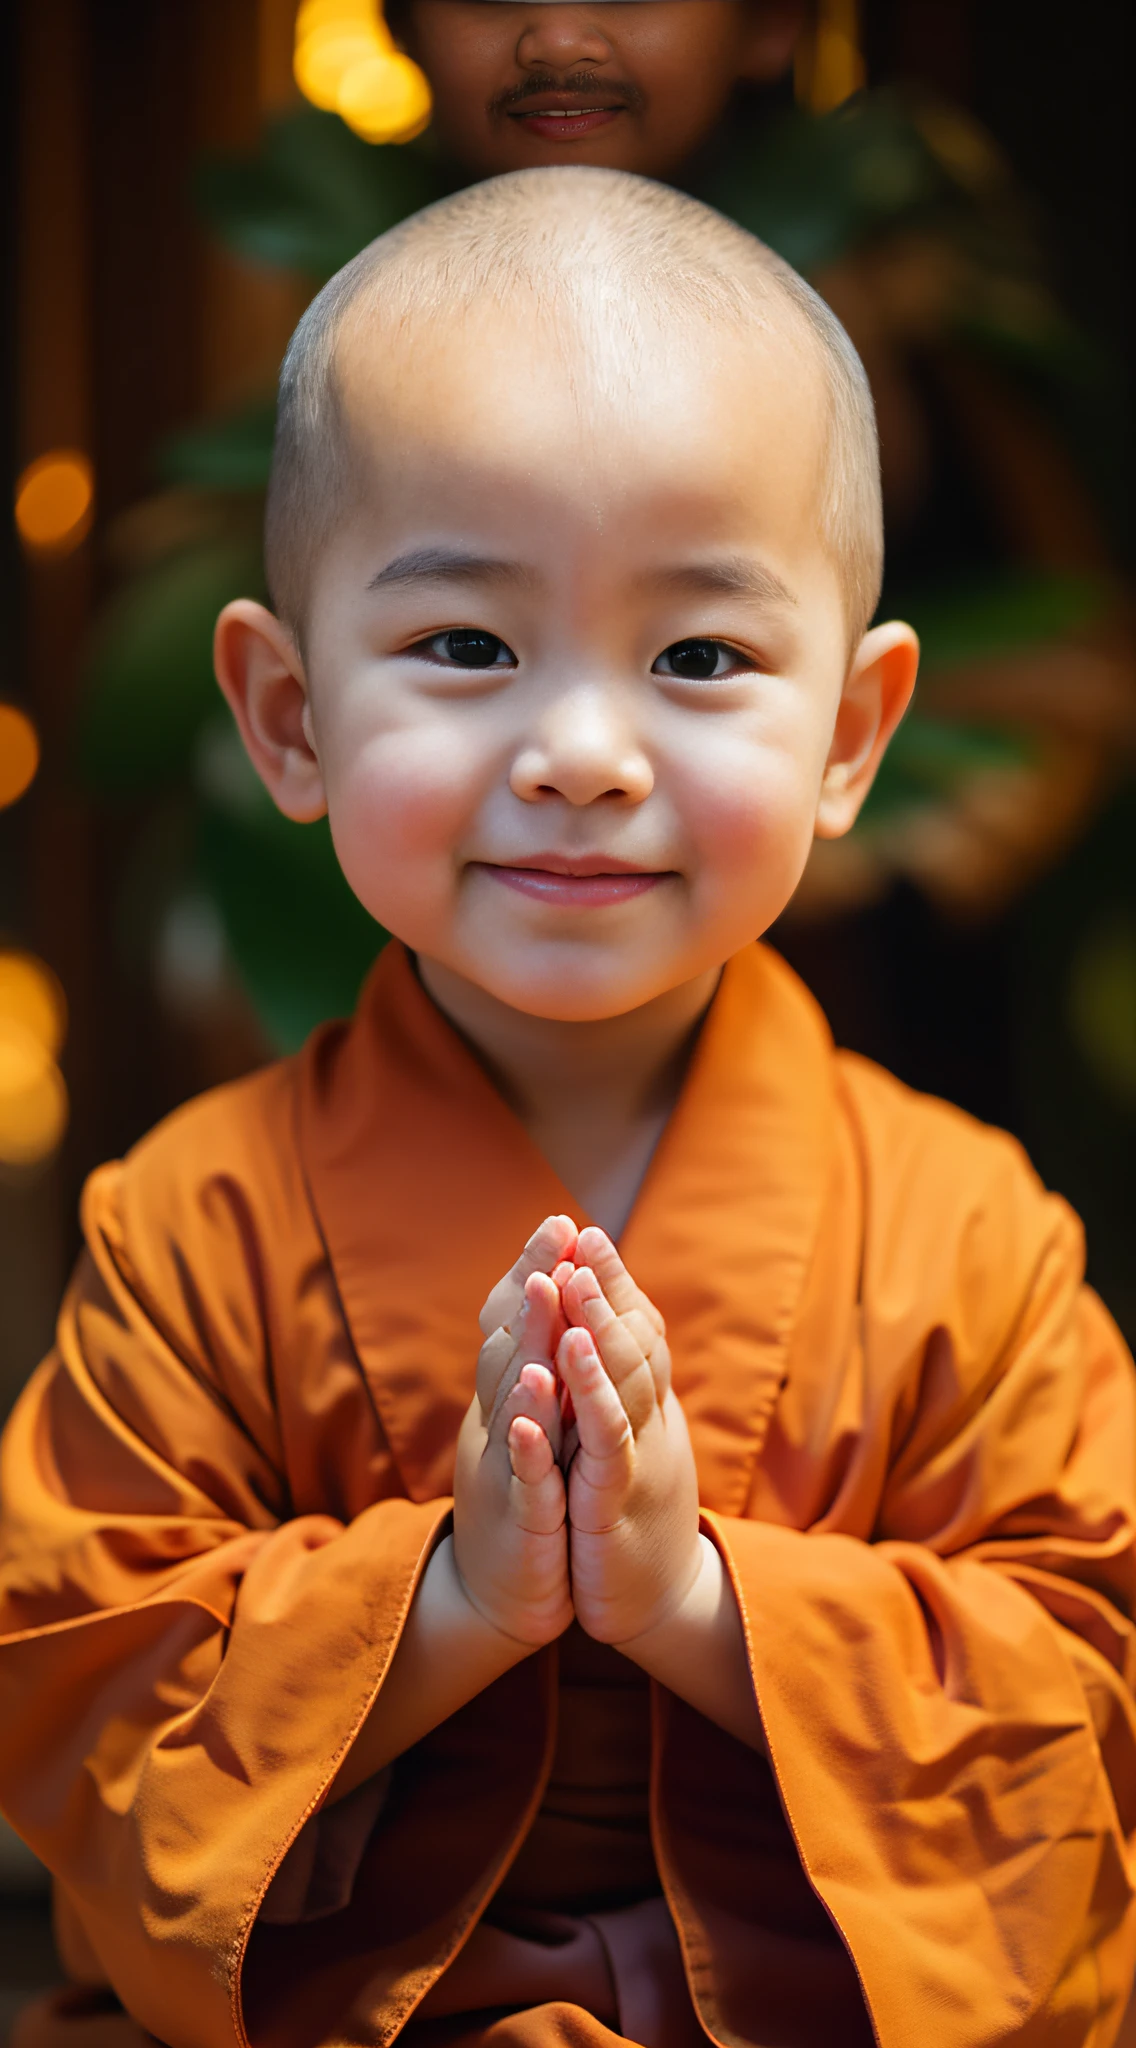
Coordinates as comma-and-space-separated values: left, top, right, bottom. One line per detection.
507, 92, 629, 141
474, 856, 669, 908
510, 105, 624, 140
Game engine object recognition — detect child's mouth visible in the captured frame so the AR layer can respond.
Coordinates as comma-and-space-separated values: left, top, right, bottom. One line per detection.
477, 860, 666, 907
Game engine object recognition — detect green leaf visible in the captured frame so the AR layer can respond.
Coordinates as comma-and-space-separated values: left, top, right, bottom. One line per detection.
77, 541, 265, 796
194, 724, 385, 1050
1068, 914, 1136, 1108
901, 571, 1106, 670
196, 107, 442, 280
158, 398, 277, 494
700, 98, 948, 273
860, 713, 1032, 822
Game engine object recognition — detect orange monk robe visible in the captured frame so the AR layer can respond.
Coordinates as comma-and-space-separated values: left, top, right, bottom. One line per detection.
1, 941, 1135, 2048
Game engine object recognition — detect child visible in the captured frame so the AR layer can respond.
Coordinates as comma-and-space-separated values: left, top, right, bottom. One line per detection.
382, 0, 804, 182
2, 170, 1135, 2048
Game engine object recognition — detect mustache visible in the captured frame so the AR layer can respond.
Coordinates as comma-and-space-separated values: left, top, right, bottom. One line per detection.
492, 70, 646, 116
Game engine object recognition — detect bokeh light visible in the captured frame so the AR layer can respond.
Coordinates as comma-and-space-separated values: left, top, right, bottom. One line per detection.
0, 953, 67, 1062
0, 951, 69, 1168
0, 1023, 69, 1168
0, 704, 40, 811
796, 0, 866, 114
14, 448, 95, 556
338, 51, 432, 143
294, 0, 432, 144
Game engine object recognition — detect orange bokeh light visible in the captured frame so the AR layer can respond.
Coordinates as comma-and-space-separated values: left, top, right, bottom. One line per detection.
0, 952, 67, 1062
15, 448, 95, 555
0, 951, 69, 1169
0, 1022, 68, 1168
0, 704, 40, 810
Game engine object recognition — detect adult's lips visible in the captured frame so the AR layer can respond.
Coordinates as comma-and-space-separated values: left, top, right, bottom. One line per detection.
493, 74, 644, 143
508, 94, 629, 141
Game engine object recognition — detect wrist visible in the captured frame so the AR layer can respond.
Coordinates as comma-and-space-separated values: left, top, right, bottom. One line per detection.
447, 1535, 569, 1654
612, 1533, 720, 1664
612, 1536, 765, 1756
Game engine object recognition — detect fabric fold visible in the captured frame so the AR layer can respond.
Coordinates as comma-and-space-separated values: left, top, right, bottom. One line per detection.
0, 941, 1132, 2048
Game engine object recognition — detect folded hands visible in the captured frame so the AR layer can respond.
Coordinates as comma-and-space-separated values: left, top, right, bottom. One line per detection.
454, 1215, 704, 1653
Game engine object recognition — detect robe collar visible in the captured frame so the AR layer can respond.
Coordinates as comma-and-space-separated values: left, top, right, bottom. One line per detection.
298, 942, 835, 1516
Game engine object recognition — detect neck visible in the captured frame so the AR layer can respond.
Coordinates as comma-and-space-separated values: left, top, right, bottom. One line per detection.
414, 958, 723, 1236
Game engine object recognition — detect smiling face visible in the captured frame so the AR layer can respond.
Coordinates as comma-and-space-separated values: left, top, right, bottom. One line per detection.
393, 1, 803, 180
222, 289, 908, 1025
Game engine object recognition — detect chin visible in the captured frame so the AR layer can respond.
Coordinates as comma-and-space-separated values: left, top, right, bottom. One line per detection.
479, 958, 670, 1025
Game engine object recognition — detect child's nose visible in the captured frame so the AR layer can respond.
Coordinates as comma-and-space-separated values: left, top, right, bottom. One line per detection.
509, 683, 653, 808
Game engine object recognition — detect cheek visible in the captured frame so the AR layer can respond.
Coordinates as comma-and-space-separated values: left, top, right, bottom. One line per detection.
633, 25, 738, 115
670, 715, 828, 902
321, 727, 483, 922
418, 25, 496, 117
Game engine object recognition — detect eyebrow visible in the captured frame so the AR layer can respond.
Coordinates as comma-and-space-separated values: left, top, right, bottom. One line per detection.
643, 557, 798, 608
367, 546, 536, 592
366, 545, 798, 609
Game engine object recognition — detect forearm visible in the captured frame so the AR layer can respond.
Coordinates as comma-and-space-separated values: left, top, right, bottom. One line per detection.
326, 1534, 536, 1802
617, 1534, 766, 1756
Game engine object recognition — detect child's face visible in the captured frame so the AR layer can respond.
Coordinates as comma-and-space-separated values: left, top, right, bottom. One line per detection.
397, 2, 803, 180
246, 305, 912, 1025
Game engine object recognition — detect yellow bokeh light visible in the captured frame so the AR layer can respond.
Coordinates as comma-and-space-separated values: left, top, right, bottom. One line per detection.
0, 952, 67, 1061
296, 26, 386, 109
294, 0, 392, 113
338, 51, 432, 143
15, 449, 95, 555
294, 0, 430, 140
0, 704, 40, 810
296, 0, 382, 36
0, 1020, 68, 1168
795, 0, 866, 113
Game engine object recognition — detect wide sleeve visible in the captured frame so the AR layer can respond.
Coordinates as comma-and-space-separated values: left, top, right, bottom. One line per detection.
665, 1097, 1136, 2048
0, 1157, 542, 2048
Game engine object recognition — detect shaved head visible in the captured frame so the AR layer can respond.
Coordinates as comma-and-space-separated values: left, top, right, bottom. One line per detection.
265, 167, 882, 647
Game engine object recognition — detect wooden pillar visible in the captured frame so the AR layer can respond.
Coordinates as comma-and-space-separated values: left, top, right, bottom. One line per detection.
2, 0, 97, 1411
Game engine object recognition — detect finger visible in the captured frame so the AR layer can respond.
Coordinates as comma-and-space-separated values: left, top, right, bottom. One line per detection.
510, 1360, 564, 1458
519, 1272, 564, 1366
507, 1414, 555, 1485
479, 1215, 579, 1337
506, 1418, 567, 1536
562, 1269, 656, 1358
476, 1324, 518, 1419
556, 1329, 633, 1465
573, 1228, 665, 1335
561, 1269, 657, 1433
476, 1272, 563, 1423
564, 1254, 671, 1406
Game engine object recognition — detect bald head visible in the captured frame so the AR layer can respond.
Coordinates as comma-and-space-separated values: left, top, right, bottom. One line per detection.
265, 167, 882, 645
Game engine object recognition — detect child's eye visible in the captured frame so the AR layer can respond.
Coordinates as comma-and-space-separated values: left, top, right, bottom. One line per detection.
652, 638, 747, 681
418, 629, 516, 669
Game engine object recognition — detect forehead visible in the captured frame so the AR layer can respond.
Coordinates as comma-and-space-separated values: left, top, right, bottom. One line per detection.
335, 287, 829, 556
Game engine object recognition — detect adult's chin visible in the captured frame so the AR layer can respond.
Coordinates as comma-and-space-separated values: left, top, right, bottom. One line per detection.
435, 117, 677, 185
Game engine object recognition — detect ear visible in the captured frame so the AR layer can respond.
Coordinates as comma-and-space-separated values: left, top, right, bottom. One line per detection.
737, 0, 809, 82
814, 620, 919, 840
213, 600, 328, 823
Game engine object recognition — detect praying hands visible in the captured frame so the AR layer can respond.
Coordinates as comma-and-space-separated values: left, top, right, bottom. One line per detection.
457, 1218, 703, 1654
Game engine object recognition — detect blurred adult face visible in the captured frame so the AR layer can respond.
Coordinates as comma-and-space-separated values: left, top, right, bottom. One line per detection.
396, 2, 804, 180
